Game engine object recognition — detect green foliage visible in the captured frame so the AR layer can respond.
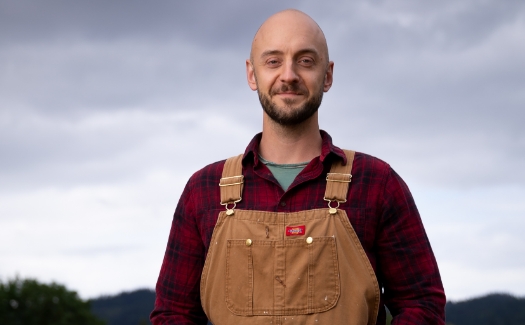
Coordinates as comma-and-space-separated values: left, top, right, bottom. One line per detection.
0, 277, 105, 325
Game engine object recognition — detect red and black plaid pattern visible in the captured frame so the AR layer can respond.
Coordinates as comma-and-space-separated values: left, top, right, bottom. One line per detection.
151, 131, 446, 325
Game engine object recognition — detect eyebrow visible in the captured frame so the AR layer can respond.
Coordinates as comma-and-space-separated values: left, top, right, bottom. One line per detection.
260, 50, 283, 58
260, 48, 320, 59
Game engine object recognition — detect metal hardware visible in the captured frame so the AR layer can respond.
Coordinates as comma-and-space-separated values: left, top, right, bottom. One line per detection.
219, 175, 244, 187
222, 202, 236, 216
218, 181, 244, 187
325, 173, 352, 183
326, 200, 340, 215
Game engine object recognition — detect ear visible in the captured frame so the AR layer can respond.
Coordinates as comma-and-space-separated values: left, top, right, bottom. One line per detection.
323, 61, 334, 92
246, 59, 258, 91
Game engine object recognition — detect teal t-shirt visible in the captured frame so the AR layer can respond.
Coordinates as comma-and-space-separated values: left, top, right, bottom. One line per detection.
259, 155, 309, 191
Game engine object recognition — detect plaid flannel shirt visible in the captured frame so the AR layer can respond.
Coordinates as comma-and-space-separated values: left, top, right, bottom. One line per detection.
151, 131, 446, 325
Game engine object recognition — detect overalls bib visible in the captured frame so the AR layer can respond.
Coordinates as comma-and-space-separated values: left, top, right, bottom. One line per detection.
201, 150, 380, 325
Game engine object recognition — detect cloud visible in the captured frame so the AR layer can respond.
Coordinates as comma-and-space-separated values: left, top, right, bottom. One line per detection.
0, 108, 257, 191
314, 0, 525, 188
0, 0, 299, 48
0, 0, 524, 300
0, 38, 250, 114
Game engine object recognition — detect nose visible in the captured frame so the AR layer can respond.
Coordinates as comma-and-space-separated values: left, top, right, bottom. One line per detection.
280, 62, 299, 84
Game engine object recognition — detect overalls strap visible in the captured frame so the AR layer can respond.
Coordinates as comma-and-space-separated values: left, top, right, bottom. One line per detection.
204, 148, 380, 325
219, 154, 244, 205
324, 150, 355, 203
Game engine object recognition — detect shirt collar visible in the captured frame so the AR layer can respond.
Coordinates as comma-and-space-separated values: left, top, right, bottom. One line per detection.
242, 130, 347, 167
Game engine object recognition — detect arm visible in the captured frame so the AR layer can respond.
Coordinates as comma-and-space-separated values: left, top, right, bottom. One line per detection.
150, 181, 208, 325
376, 167, 446, 324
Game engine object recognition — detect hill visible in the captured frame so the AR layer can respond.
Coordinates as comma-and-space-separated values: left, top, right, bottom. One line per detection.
89, 290, 525, 325
446, 293, 525, 325
90, 289, 155, 325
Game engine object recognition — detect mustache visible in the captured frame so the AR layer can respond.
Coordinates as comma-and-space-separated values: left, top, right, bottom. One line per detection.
270, 84, 308, 96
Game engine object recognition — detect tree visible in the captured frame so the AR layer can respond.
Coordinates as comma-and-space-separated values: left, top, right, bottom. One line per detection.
0, 277, 105, 325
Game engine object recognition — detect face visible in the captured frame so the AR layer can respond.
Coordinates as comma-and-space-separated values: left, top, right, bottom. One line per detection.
254, 64, 325, 126
246, 12, 334, 126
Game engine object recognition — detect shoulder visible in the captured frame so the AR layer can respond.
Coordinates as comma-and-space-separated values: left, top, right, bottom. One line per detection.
352, 152, 415, 207
352, 151, 391, 177
178, 159, 229, 211
186, 159, 227, 190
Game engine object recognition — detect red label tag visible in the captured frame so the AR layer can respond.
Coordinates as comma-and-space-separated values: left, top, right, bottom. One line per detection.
286, 225, 305, 236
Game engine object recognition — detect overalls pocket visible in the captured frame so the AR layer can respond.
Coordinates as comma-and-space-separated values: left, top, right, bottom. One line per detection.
225, 237, 340, 316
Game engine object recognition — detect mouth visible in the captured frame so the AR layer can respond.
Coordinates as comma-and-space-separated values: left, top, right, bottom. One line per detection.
274, 92, 303, 97
271, 84, 305, 96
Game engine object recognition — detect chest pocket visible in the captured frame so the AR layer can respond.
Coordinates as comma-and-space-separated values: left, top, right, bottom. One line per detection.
225, 236, 340, 316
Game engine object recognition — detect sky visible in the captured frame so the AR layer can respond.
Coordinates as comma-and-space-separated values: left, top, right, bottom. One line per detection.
0, 0, 524, 301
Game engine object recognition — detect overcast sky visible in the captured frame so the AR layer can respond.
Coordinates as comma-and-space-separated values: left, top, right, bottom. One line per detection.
1, 0, 524, 301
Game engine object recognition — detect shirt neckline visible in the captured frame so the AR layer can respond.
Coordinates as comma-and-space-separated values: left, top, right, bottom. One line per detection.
258, 155, 310, 169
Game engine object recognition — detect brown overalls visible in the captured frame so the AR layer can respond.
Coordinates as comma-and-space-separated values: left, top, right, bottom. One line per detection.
201, 150, 380, 325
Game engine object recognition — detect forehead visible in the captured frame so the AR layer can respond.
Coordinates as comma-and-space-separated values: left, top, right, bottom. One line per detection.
251, 13, 327, 61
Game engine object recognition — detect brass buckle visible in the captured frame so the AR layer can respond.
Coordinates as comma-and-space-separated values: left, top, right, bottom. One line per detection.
220, 199, 241, 216
219, 175, 244, 187
323, 198, 346, 215
325, 173, 352, 183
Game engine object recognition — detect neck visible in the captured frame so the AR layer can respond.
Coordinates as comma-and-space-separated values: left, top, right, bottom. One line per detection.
259, 112, 322, 164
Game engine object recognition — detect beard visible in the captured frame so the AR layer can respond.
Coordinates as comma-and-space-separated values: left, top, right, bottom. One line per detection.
257, 82, 324, 126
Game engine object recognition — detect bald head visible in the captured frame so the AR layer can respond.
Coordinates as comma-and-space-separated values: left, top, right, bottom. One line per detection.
245, 9, 334, 127
250, 9, 329, 65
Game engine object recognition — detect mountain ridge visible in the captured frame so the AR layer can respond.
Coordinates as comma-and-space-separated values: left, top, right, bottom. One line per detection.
90, 290, 525, 325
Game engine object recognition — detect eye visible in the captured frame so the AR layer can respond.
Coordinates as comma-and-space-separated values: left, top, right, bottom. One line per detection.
298, 57, 314, 67
266, 58, 281, 67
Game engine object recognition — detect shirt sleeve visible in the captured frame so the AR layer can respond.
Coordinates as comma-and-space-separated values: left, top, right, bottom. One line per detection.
376, 167, 446, 324
150, 179, 209, 325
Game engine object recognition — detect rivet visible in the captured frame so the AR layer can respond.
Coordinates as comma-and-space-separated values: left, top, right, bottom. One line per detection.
226, 209, 234, 216
329, 207, 337, 215
246, 239, 252, 246
306, 237, 313, 244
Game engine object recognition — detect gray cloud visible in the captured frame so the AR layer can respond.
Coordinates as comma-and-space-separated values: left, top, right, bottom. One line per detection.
1, 0, 524, 190
1, 0, 524, 299
0, 0, 297, 47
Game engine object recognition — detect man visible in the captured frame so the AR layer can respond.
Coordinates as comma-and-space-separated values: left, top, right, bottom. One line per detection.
151, 9, 445, 325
